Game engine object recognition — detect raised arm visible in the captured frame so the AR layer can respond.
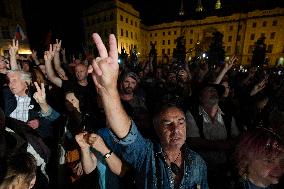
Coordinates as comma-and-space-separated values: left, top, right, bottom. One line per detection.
9, 39, 19, 70
61, 48, 67, 64
75, 132, 97, 174
53, 39, 66, 76
88, 33, 131, 138
214, 55, 237, 84
31, 50, 41, 66
44, 44, 63, 87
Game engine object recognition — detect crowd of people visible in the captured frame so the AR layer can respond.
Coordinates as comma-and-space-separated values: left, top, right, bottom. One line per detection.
0, 33, 283, 189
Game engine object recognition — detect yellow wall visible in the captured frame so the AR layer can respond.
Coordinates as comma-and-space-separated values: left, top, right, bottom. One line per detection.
83, 1, 284, 67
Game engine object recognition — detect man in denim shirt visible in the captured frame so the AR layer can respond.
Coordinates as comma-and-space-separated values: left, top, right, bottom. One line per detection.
88, 33, 208, 189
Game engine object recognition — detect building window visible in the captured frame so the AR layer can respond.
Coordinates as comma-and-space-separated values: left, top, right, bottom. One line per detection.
168, 31, 171, 35
120, 15, 123, 21
272, 20, 278, 26
228, 36, 232, 42
162, 49, 165, 54
131, 32, 133, 39
261, 33, 265, 38
174, 39, 177, 44
227, 46, 231, 53
250, 34, 255, 40
174, 31, 177, 35
162, 40, 165, 45
252, 22, 257, 28
126, 18, 128, 23
150, 33, 152, 37
190, 39, 193, 44
190, 30, 193, 34
167, 49, 170, 55
155, 33, 157, 37
126, 30, 128, 37
131, 20, 133, 25
163, 32, 165, 36
168, 40, 170, 45
135, 33, 137, 39
270, 32, 275, 39
267, 44, 273, 53
229, 26, 233, 31
239, 25, 242, 30
262, 21, 267, 27
135, 22, 137, 27
237, 35, 241, 41
155, 41, 157, 45
121, 29, 123, 36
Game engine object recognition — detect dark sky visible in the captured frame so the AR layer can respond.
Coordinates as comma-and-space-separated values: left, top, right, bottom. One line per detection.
21, 0, 283, 57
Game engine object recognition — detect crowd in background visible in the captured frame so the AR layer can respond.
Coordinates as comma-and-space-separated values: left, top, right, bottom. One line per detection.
0, 33, 283, 189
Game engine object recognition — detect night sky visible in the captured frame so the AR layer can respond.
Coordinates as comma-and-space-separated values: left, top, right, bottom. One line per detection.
21, 0, 283, 57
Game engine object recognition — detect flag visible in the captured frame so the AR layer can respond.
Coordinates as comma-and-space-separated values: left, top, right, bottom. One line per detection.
15, 24, 27, 40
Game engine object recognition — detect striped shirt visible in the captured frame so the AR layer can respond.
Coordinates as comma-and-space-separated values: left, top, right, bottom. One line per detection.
9, 95, 31, 122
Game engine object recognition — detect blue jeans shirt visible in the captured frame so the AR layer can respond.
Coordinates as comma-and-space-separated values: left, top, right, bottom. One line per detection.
110, 121, 209, 189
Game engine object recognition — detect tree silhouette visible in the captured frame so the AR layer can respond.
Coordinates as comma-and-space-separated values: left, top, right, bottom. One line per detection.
207, 31, 225, 68
251, 36, 267, 67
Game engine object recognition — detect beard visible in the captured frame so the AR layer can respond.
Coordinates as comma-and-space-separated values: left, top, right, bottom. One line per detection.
123, 87, 134, 94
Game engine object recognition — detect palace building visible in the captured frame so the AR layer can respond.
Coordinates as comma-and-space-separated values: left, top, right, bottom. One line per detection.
83, 0, 284, 66
0, 0, 30, 56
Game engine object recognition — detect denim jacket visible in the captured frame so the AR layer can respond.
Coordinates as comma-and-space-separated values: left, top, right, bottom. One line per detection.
110, 121, 208, 189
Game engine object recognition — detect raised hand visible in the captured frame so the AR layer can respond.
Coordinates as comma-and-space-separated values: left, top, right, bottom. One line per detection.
31, 50, 37, 60
224, 55, 238, 71
88, 33, 119, 92
75, 132, 90, 150
44, 44, 55, 63
33, 82, 47, 105
9, 39, 19, 56
53, 39, 62, 53
61, 48, 66, 55
250, 79, 266, 96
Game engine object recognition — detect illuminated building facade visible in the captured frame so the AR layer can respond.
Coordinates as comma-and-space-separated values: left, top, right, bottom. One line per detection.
0, 0, 30, 55
83, 1, 284, 66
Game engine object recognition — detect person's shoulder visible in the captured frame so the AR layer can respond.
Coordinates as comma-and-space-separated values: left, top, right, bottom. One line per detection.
187, 148, 206, 166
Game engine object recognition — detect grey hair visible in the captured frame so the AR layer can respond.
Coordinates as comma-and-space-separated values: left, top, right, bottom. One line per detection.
7, 70, 32, 85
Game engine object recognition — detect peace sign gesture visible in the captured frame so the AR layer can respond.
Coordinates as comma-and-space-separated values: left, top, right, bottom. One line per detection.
44, 44, 55, 63
88, 33, 119, 92
33, 82, 47, 105
53, 39, 62, 53
224, 55, 238, 71
9, 39, 19, 56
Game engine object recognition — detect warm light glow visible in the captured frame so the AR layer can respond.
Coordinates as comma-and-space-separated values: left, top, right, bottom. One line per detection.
18, 49, 32, 55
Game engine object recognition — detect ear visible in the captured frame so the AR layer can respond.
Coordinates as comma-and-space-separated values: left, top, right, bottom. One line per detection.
29, 176, 36, 189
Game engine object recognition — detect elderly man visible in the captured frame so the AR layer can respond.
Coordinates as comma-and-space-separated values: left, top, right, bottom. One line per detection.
3, 70, 59, 138
88, 33, 208, 189
186, 84, 239, 189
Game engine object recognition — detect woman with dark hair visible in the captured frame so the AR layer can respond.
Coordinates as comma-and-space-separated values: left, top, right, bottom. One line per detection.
236, 127, 284, 188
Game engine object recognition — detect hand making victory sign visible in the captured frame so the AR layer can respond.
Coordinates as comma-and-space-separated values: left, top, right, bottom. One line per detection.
88, 33, 119, 93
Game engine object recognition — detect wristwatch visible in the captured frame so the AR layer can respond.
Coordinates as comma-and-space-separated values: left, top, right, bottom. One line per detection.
103, 150, 113, 159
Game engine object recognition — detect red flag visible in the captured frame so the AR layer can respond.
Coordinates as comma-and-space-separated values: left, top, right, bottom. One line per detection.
15, 24, 27, 40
